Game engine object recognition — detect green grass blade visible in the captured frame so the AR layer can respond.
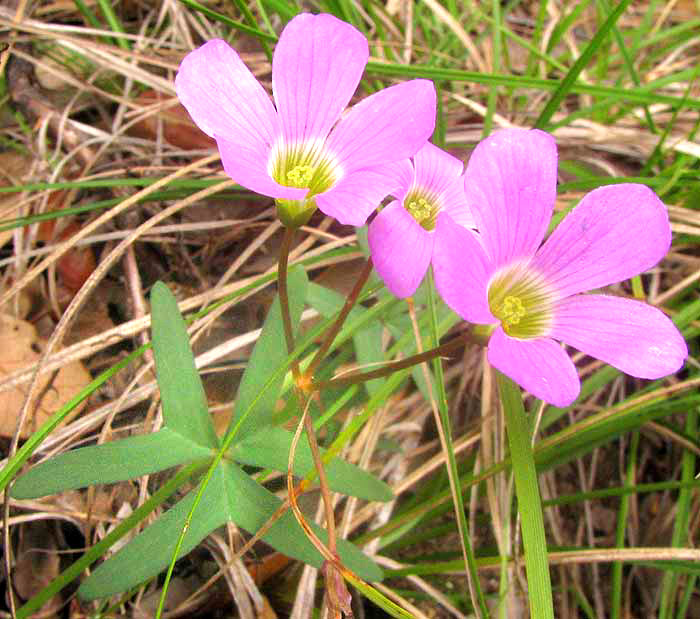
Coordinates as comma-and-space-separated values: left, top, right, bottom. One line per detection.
497, 372, 554, 619
483, 0, 502, 137
95, 0, 129, 50
659, 408, 697, 618
534, 0, 633, 129
427, 269, 489, 617
611, 431, 639, 619
366, 61, 700, 111
177, 0, 277, 40
0, 345, 147, 494
595, 0, 656, 133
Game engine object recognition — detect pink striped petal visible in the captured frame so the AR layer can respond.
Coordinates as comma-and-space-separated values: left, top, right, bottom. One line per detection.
325, 80, 436, 173
532, 184, 671, 298
550, 294, 687, 379
464, 129, 557, 268
413, 143, 474, 228
441, 177, 473, 228
488, 328, 580, 407
413, 142, 463, 194
272, 13, 368, 145
432, 213, 495, 324
176, 39, 279, 149
368, 201, 433, 298
391, 158, 417, 201
315, 162, 409, 226
217, 137, 307, 200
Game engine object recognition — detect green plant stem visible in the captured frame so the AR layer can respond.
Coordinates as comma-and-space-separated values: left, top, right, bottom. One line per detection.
312, 332, 478, 391
278, 226, 298, 370
497, 371, 555, 619
305, 257, 373, 380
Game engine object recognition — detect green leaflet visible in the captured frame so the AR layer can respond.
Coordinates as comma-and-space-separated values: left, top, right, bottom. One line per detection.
224, 265, 307, 440
151, 281, 219, 448
10, 429, 211, 499
231, 426, 393, 502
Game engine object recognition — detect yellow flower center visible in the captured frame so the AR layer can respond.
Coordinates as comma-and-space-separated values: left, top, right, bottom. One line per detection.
269, 141, 340, 227
501, 296, 526, 325
285, 164, 315, 188
404, 190, 439, 230
488, 264, 553, 339
270, 142, 338, 195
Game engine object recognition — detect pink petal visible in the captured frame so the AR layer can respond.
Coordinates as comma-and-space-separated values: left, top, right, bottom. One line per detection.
413, 144, 474, 228
176, 39, 279, 148
413, 142, 463, 193
440, 177, 474, 228
550, 294, 687, 379
315, 161, 410, 226
431, 213, 495, 324
325, 80, 436, 173
390, 159, 416, 202
532, 184, 671, 298
488, 328, 580, 407
272, 13, 368, 145
368, 201, 434, 298
464, 129, 557, 268
217, 137, 307, 200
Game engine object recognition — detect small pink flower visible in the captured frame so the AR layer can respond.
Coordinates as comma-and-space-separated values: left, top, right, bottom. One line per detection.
433, 128, 687, 407
175, 13, 436, 227
367, 142, 474, 298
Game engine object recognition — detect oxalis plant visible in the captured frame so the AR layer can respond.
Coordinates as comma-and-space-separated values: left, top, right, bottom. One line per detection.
6, 12, 690, 619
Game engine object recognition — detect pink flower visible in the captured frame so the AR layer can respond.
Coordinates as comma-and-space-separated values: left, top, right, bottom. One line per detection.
367, 142, 474, 298
433, 129, 687, 407
175, 13, 436, 227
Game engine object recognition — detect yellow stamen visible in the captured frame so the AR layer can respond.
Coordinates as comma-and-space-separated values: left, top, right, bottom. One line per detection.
286, 164, 315, 188
501, 296, 526, 328
404, 191, 439, 230
488, 265, 553, 339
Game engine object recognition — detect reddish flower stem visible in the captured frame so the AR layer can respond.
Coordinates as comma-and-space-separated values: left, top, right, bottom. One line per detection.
304, 256, 373, 381
312, 332, 480, 391
277, 226, 338, 555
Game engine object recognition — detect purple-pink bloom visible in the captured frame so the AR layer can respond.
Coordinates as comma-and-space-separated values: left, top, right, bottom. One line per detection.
175, 13, 436, 227
433, 128, 687, 407
367, 142, 474, 298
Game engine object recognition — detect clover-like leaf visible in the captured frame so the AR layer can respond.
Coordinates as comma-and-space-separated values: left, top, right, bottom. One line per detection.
11, 429, 211, 499
151, 281, 219, 447
230, 426, 393, 502
225, 264, 308, 440
79, 463, 230, 600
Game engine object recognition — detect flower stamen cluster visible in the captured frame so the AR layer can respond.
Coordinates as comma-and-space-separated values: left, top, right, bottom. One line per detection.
270, 142, 341, 225
404, 189, 439, 230
367, 142, 473, 298
488, 264, 553, 339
